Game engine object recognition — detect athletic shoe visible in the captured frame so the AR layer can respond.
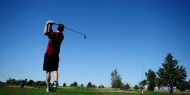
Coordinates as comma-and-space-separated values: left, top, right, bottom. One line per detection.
52, 81, 58, 92
53, 81, 58, 87
46, 88, 51, 92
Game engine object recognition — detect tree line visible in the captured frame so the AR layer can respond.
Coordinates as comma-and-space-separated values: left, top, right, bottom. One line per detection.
63, 81, 104, 89
111, 53, 190, 94
1, 78, 104, 89
2, 78, 46, 88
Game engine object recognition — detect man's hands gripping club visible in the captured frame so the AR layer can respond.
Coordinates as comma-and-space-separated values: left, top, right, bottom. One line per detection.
44, 20, 54, 35
46, 20, 55, 25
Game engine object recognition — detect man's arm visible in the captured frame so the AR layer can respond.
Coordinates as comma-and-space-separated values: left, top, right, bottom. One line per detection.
44, 23, 49, 35
44, 20, 54, 35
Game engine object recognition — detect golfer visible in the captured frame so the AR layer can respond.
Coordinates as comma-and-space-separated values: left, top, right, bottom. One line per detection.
43, 20, 64, 92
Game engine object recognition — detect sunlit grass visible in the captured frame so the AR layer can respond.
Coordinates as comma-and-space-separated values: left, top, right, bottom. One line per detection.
0, 86, 189, 95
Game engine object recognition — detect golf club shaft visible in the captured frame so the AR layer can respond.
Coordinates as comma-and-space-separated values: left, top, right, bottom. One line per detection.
64, 27, 85, 36
54, 23, 86, 39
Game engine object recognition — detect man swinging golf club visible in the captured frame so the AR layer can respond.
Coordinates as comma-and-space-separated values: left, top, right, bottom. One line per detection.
43, 20, 64, 92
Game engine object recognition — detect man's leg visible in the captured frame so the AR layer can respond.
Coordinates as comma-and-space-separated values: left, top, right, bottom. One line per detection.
52, 71, 58, 92
46, 71, 51, 89
53, 71, 58, 82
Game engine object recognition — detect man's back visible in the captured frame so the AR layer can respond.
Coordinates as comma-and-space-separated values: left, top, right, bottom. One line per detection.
45, 31, 64, 56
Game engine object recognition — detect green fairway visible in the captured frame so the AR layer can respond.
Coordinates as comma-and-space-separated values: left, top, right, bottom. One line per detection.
0, 86, 190, 95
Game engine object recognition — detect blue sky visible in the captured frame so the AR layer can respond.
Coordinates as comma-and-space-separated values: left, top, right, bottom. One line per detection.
0, 0, 190, 87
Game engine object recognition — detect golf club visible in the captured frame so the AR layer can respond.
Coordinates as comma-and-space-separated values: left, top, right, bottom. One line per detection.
55, 23, 86, 39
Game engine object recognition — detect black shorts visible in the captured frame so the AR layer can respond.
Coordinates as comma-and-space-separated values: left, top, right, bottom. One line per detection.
43, 54, 59, 71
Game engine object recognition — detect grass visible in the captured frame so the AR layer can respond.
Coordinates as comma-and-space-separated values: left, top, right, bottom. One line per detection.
0, 86, 190, 95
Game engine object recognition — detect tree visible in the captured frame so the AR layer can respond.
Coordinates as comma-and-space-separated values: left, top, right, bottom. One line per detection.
80, 84, 84, 88
157, 53, 187, 94
177, 81, 186, 92
35, 81, 46, 87
134, 85, 139, 90
70, 81, 78, 87
111, 69, 122, 92
36, 81, 42, 86
139, 79, 147, 90
40, 81, 46, 86
177, 80, 190, 92
187, 80, 190, 92
145, 69, 156, 91
99, 84, 104, 89
25, 79, 27, 84
63, 83, 66, 87
27, 80, 34, 86
16, 80, 22, 85
86, 82, 92, 88
92, 84, 96, 89
73, 81, 78, 87
155, 77, 163, 91
121, 83, 130, 90
176, 66, 188, 91
6, 78, 17, 85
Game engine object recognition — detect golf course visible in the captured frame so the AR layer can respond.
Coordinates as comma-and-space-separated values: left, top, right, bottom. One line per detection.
1, 0, 190, 95
0, 86, 190, 95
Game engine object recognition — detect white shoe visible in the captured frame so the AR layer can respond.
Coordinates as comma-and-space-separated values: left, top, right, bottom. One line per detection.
46, 88, 51, 92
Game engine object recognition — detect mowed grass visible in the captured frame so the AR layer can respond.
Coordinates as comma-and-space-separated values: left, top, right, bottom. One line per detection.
0, 86, 190, 95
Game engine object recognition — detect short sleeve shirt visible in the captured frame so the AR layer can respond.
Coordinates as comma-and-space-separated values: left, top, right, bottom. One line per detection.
45, 31, 64, 56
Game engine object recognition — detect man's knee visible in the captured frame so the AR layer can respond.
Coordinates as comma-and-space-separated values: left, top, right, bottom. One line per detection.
54, 71, 58, 74
46, 71, 51, 76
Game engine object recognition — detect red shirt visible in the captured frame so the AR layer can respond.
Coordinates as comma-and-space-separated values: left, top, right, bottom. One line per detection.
45, 31, 64, 56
